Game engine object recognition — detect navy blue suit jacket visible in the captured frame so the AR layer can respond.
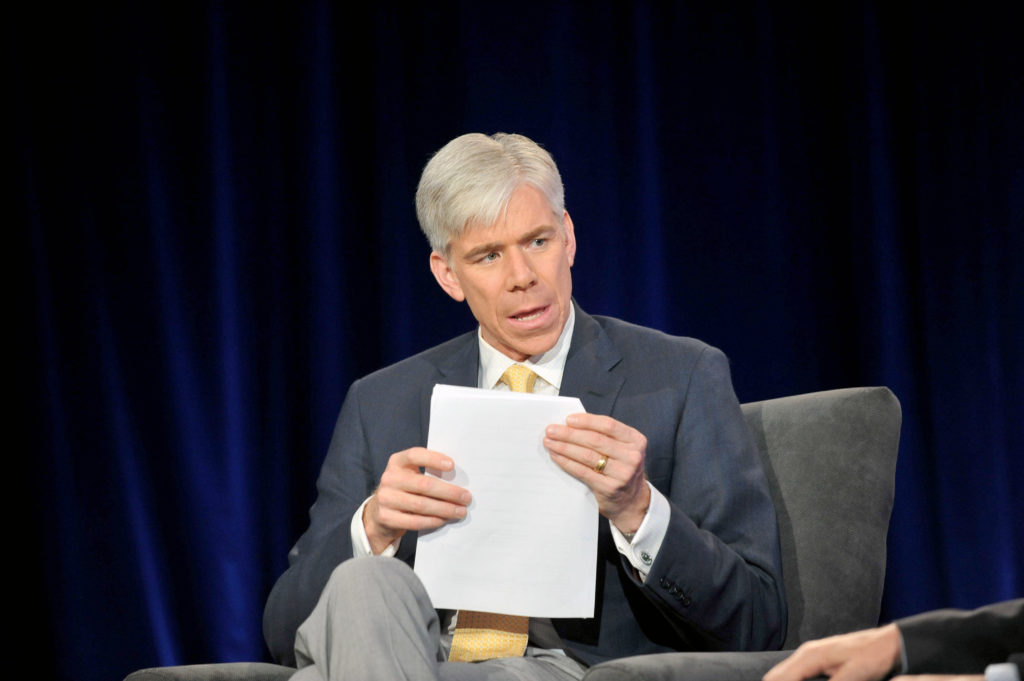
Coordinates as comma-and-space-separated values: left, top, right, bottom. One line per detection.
264, 306, 786, 666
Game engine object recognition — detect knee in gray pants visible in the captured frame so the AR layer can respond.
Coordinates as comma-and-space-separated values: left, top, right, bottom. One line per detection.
294, 556, 442, 681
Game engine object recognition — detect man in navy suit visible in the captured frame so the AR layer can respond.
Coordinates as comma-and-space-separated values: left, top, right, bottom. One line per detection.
263, 133, 786, 680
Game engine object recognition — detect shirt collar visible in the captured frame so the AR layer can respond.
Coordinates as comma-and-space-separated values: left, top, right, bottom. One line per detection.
477, 305, 575, 391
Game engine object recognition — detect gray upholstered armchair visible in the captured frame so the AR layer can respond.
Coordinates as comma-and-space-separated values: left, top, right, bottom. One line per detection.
126, 386, 901, 681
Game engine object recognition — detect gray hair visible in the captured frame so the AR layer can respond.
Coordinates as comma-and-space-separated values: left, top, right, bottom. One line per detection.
415, 133, 565, 254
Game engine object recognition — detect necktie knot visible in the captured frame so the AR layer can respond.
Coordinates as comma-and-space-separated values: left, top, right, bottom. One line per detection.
500, 364, 538, 394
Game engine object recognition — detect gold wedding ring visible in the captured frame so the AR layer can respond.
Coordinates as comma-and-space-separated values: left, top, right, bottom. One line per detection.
594, 455, 608, 474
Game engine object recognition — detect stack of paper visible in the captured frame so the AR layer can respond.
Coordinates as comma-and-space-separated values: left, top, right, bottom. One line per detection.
414, 384, 598, 618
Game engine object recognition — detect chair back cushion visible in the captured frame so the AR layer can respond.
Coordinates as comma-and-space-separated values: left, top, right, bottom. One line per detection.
741, 387, 901, 648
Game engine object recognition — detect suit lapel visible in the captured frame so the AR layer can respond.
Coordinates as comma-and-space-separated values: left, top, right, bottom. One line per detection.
561, 305, 625, 416
419, 331, 479, 439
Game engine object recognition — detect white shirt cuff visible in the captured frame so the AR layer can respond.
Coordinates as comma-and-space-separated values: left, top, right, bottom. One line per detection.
609, 481, 669, 581
350, 496, 399, 557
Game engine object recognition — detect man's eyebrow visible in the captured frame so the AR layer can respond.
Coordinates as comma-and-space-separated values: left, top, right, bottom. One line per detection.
462, 240, 505, 260
461, 225, 558, 260
520, 225, 557, 242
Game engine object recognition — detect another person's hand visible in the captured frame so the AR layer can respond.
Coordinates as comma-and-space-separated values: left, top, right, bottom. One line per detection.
763, 623, 902, 681
544, 413, 651, 534
363, 447, 471, 555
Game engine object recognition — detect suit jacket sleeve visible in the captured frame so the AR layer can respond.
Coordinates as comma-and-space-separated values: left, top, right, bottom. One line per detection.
262, 377, 417, 666
899, 599, 1024, 673
629, 344, 786, 651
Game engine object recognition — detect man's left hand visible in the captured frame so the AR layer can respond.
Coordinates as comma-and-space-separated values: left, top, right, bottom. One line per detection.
545, 413, 651, 534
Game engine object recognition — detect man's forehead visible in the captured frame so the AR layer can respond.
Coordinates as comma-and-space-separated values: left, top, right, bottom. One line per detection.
461, 217, 561, 243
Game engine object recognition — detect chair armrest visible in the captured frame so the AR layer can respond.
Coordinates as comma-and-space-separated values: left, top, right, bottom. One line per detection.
124, 663, 295, 681
583, 650, 792, 681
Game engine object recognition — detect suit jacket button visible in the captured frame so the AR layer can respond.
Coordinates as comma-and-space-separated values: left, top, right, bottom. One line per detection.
682, 596, 692, 606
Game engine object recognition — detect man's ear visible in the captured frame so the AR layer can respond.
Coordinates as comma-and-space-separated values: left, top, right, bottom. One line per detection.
429, 251, 466, 302
562, 211, 577, 267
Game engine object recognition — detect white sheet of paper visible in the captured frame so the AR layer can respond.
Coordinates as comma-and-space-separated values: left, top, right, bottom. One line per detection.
413, 384, 598, 618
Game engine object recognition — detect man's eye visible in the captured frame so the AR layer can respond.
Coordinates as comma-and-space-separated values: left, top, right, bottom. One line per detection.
531, 238, 547, 248
481, 252, 499, 262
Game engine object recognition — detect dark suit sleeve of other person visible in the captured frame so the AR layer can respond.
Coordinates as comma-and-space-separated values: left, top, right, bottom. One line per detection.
553, 312, 786, 662
898, 598, 1024, 674
261, 332, 475, 666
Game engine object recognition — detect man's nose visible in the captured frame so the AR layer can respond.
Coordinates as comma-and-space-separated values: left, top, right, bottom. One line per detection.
505, 249, 537, 290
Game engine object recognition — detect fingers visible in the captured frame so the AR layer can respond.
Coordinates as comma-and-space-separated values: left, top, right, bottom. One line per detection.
544, 413, 649, 530
566, 413, 644, 443
364, 447, 472, 549
763, 625, 902, 681
380, 447, 472, 513
544, 413, 646, 473
545, 442, 627, 488
763, 640, 844, 681
390, 447, 454, 472
544, 414, 646, 482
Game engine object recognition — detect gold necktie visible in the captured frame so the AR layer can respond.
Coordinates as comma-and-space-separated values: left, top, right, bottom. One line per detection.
447, 364, 536, 662
499, 363, 538, 394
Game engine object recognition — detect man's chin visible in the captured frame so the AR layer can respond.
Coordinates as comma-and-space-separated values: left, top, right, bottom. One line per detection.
501, 332, 561, 361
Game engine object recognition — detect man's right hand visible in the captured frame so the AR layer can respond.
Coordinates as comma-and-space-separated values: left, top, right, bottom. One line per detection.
362, 447, 472, 555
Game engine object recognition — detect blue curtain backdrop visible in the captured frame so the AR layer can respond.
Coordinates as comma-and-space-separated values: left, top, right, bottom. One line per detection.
15, 3, 1022, 680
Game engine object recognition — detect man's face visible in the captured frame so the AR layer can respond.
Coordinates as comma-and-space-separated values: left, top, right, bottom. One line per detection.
430, 184, 576, 362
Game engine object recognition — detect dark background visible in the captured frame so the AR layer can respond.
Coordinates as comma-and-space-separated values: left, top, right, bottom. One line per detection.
13, 3, 1022, 680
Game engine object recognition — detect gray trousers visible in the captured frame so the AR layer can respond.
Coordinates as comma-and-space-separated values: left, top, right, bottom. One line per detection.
293, 556, 588, 681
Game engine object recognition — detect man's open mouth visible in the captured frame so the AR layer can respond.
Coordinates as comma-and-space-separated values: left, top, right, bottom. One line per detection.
510, 306, 548, 322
